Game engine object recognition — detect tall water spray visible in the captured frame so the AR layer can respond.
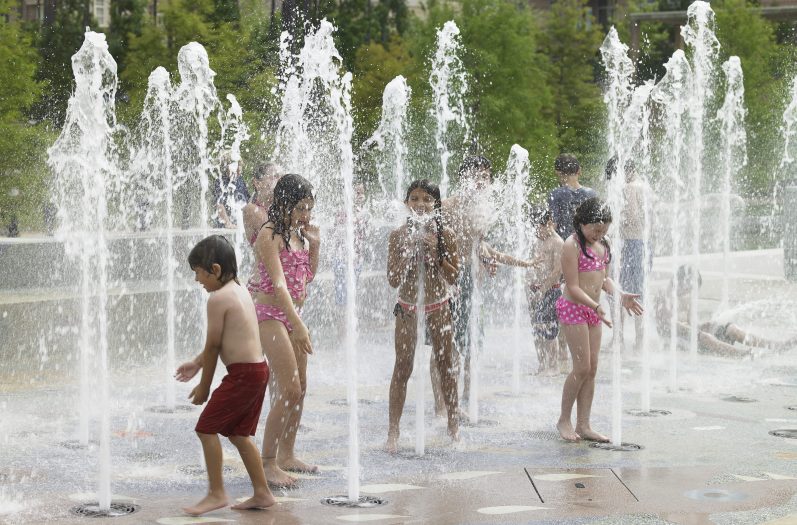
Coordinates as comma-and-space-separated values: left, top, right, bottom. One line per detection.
367, 76, 412, 201
505, 145, 531, 394
274, 20, 361, 501
430, 21, 469, 197
650, 50, 691, 392
681, 1, 720, 360
717, 58, 747, 308
48, 30, 117, 512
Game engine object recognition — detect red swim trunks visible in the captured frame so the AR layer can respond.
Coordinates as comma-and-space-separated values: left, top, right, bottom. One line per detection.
195, 361, 269, 437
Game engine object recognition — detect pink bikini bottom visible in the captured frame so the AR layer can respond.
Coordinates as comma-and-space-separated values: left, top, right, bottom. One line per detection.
255, 303, 294, 333
555, 296, 601, 327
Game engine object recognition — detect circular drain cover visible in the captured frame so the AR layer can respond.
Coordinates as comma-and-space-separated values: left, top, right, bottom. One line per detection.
146, 405, 195, 414
589, 441, 643, 451
70, 502, 140, 517
787, 406, 797, 411
461, 418, 499, 428
684, 488, 748, 502
524, 430, 560, 441
59, 440, 98, 450
722, 395, 757, 403
178, 464, 235, 476
127, 451, 165, 462
769, 429, 797, 439
328, 398, 378, 406
320, 495, 387, 508
626, 409, 672, 417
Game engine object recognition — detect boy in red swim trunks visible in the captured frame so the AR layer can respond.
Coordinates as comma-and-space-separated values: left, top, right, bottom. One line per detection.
175, 235, 275, 516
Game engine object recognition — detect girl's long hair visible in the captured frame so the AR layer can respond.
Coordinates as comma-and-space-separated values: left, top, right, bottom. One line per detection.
266, 174, 314, 249
405, 179, 449, 266
573, 197, 612, 262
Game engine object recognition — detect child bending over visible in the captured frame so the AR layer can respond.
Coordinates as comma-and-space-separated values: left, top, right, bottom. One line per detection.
175, 235, 275, 516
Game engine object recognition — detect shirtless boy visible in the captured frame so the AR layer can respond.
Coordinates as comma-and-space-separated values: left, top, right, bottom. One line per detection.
176, 235, 275, 516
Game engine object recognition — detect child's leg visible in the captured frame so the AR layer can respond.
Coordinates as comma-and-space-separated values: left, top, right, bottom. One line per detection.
229, 435, 276, 510
277, 348, 316, 473
557, 332, 569, 373
557, 324, 591, 442
574, 324, 608, 442
429, 307, 459, 441
386, 310, 417, 453
430, 350, 446, 416
182, 432, 229, 516
259, 320, 301, 487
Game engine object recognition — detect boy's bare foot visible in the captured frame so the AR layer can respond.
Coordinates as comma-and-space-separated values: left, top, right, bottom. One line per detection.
557, 420, 580, 442
448, 423, 460, 442
182, 493, 229, 516
231, 491, 276, 511
384, 434, 399, 454
263, 463, 297, 488
575, 426, 609, 442
279, 457, 319, 474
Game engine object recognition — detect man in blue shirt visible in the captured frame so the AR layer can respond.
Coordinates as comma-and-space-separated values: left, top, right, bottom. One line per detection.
548, 154, 597, 241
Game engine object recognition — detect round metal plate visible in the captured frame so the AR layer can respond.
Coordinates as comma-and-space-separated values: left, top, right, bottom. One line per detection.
70, 502, 140, 517
769, 429, 797, 439
626, 409, 672, 417
722, 395, 757, 403
320, 495, 387, 508
684, 488, 748, 502
589, 441, 643, 451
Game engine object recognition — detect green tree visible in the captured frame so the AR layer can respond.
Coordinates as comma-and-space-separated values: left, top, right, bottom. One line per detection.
0, 1, 52, 230
108, 0, 147, 75
540, 0, 605, 175
35, 0, 96, 123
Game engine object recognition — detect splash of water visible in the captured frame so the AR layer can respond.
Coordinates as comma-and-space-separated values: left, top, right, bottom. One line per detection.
48, 30, 117, 512
366, 76, 412, 202
430, 21, 469, 197
717, 57, 747, 308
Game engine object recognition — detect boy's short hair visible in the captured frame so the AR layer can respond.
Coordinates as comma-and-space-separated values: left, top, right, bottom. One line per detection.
457, 155, 493, 182
554, 153, 580, 175
188, 235, 238, 284
538, 209, 552, 226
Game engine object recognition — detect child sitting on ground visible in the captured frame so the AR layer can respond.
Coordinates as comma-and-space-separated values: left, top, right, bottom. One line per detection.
175, 235, 275, 516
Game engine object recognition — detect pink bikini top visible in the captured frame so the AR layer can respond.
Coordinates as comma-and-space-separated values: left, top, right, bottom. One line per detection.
248, 249, 314, 300
574, 236, 609, 272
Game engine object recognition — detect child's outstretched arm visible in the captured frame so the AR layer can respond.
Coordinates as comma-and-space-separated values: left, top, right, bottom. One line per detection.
480, 242, 534, 268
189, 294, 225, 405
602, 276, 644, 316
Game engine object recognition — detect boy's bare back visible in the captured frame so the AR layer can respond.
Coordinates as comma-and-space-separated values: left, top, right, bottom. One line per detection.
210, 281, 263, 366
537, 233, 563, 287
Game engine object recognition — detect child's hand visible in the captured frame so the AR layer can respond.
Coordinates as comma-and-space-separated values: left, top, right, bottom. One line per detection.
175, 361, 201, 382
291, 323, 313, 355
302, 224, 320, 245
621, 293, 643, 316
188, 384, 209, 405
596, 304, 613, 328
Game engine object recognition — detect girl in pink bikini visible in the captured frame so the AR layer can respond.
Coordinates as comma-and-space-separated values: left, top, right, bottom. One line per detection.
249, 173, 319, 487
556, 197, 643, 443
385, 179, 460, 453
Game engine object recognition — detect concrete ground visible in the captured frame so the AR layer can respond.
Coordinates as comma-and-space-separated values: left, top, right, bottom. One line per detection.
1, 248, 796, 525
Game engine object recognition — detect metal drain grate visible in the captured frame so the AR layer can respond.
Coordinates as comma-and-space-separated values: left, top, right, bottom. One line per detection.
70, 502, 140, 517
178, 464, 235, 476
589, 441, 643, 451
525, 430, 560, 441
146, 405, 195, 414
460, 418, 499, 428
59, 440, 98, 449
127, 451, 165, 462
787, 406, 797, 411
626, 409, 671, 417
320, 495, 387, 508
328, 398, 379, 406
769, 429, 797, 439
722, 395, 757, 403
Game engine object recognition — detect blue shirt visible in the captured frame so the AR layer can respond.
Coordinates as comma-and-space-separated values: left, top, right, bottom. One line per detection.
548, 185, 597, 240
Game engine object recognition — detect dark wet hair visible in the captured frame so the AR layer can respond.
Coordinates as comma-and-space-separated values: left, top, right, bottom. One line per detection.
676, 264, 702, 289
457, 155, 493, 182
555, 153, 580, 176
537, 209, 552, 226
573, 197, 612, 263
188, 235, 239, 285
265, 173, 314, 250
605, 155, 636, 181
405, 179, 450, 265
253, 162, 281, 181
